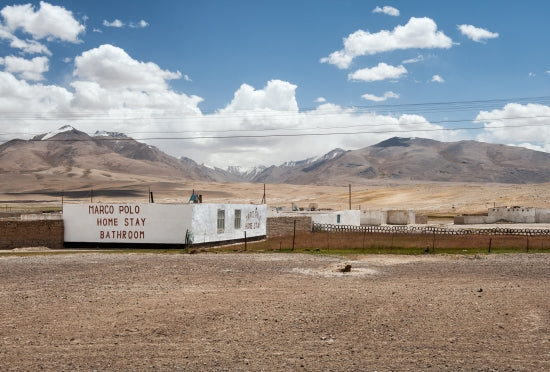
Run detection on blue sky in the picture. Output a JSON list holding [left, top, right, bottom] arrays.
[[1, 1, 549, 169]]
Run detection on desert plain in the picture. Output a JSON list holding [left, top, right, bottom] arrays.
[[0, 252, 549, 371], [2, 175, 550, 214]]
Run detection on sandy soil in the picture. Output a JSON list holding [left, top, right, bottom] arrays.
[[0, 252, 548, 371]]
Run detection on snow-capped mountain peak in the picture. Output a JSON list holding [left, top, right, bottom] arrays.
[[93, 131, 128, 138], [226, 165, 267, 180], [41, 125, 76, 140]]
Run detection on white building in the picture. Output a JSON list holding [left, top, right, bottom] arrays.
[[269, 209, 361, 226], [63, 203, 266, 247], [360, 209, 421, 225], [455, 206, 550, 224]]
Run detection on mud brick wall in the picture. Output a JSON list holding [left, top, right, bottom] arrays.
[[0, 220, 64, 249], [267, 216, 312, 237]]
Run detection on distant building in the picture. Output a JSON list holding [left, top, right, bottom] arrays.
[[360, 209, 426, 225], [269, 209, 361, 226], [454, 206, 550, 224]]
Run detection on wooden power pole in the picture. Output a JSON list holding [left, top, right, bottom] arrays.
[[349, 184, 351, 210]]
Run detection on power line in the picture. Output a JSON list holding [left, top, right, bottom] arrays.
[[18, 121, 550, 142], [1, 114, 550, 138], [0, 95, 549, 120], [0, 95, 549, 141]]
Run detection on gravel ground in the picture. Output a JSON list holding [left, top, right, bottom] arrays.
[[0, 252, 549, 371]]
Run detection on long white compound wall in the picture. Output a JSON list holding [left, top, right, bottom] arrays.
[[63, 203, 266, 246]]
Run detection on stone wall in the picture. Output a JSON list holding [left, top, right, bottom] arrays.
[[454, 214, 489, 225], [415, 214, 429, 224], [0, 220, 64, 250], [267, 216, 312, 237], [535, 209, 550, 223], [387, 210, 415, 225], [360, 210, 386, 225], [489, 207, 535, 223], [456, 207, 550, 224]]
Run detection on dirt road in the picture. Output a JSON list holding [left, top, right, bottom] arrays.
[[0, 252, 548, 371]]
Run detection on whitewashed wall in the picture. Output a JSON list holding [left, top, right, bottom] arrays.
[[360, 210, 387, 225], [189, 204, 266, 244], [488, 207, 536, 223], [309, 210, 361, 226], [63, 203, 266, 245], [535, 209, 550, 223]]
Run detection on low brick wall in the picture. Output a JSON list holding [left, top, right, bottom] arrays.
[[0, 220, 64, 250], [267, 216, 312, 237]]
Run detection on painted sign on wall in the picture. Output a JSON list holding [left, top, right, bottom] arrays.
[[64, 204, 192, 244]]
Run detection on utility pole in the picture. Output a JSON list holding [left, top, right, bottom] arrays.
[[349, 184, 351, 210]]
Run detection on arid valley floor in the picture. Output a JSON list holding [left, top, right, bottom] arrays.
[[0, 252, 549, 371], [3, 178, 550, 215]]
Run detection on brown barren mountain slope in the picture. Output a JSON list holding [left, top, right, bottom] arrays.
[[2, 128, 550, 214]]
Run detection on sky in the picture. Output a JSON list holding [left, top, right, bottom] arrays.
[[0, 0, 549, 169]]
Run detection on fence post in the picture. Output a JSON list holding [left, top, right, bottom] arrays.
[[488, 237, 492, 253]]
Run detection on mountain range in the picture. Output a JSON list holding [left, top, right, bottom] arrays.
[[2, 125, 550, 188]]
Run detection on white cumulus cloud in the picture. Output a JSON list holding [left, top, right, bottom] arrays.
[[431, 74, 444, 83], [103, 19, 124, 28], [0, 55, 49, 81], [0, 28, 51, 55], [104, 19, 149, 29], [475, 103, 550, 146], [402, 55, 424, 64], [321, 17, 453, 69], [362, 91, 399, 102], [73, 44, 183, 91], [349, 63, 407, 82], [0, 70, 73, 127], [0, 1, 84, 43], [372, 6, 400, 16], [130, 20, 149, 28], [220, 79, 298, 113], [458, 24, 499, 43]]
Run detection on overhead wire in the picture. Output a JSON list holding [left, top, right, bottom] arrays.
[[14, 121, 550, 142], [0, 95, 549, 141]]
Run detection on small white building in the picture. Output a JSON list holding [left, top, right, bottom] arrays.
[[360, 209, 421, 225], [63, 203, 266, 247], [269, 209, 361, 226], [455, 206, 550, 224]]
